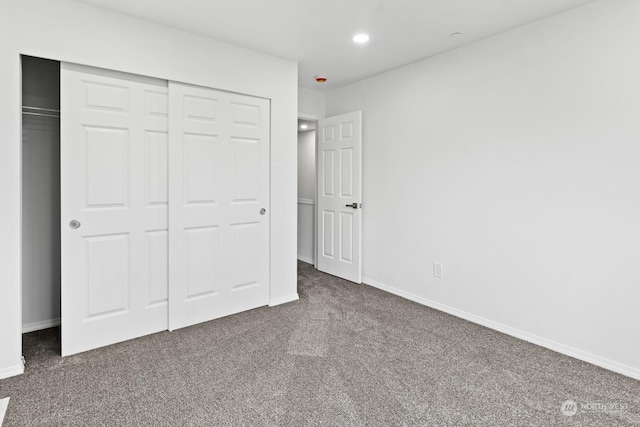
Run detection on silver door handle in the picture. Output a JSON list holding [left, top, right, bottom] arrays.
[[69, 220, 81, 229], [260, 208, 266, 215], [345, 203, 359, 209]]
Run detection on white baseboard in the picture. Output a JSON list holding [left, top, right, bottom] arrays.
[[22, 318, 60, 334], [297, 255, 314, 265], [0, 361, 24, 380], [269, 293, 299, 307], [362, 276, 640, 381]]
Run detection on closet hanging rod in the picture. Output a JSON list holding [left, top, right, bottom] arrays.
[[22, 111, 60, 118], [22, 106, 60, 113]]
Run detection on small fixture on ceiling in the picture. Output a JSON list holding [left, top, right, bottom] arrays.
[[449, 32, 463, 38], [315, 75, 328, 83], [353, 34, 370, 44], [300, 124, 309, 130]]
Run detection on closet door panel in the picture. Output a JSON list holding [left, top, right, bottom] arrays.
[[169, 83, 270, 330], [61, 63, 168, 356], [84, 126, 130, 208], [147, 230, 169, 306], [145, 131, 169, 206], [184, 133, 221, 204]]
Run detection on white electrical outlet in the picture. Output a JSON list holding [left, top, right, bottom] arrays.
[[433, 262, 443, 279]]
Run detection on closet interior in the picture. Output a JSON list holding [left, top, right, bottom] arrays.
[[21, 55, 61, 339]]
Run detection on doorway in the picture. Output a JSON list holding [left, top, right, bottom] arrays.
[[297, 111, 363, 282], [297, 117, 317, 266]]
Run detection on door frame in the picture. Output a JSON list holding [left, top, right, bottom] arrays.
[[4, 38, 298, 379]]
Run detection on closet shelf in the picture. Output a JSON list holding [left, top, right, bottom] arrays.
[[22, 106, 60, 118]]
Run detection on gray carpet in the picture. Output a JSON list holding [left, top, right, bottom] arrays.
[[1, 261, 638, 426]]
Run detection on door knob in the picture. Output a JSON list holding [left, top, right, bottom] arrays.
[[345, 203, 359, 209], [69, 220, 81, 229], [260, 208, 266, 215]]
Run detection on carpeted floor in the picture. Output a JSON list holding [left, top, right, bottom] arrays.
[[1, 261, 638, 426]]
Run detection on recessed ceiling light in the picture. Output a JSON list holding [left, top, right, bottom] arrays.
[[449, 32, 463, 38], [300, 124, 309, 130], [353, 34, 370, 44]]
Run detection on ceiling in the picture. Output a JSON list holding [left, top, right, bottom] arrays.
[[298, 119, 317, 132], [76, 0, 597, 91]]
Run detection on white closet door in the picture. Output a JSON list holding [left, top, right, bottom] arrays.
[[168, 82, 270, 330], [317, 111, 363, 283], [61, 63, 169, 356]]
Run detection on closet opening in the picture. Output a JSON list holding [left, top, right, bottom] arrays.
[[21, 55, 62, 357]]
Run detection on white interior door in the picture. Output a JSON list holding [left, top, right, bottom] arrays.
[[61, 63, 169, 356], [168, 82, 270, 330], [317, 111, 362, 283]]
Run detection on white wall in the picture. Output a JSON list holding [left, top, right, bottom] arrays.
[[297, 130, 316, 263], [298, 130, 316, 201], [326, 0, 640, 379], [298, 87, 325, 118], [0, 0, 298, 379]]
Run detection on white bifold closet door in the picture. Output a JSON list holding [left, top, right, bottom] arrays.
[[61, 63, 170, 356], [168, 82, 270, 331], [61, 64, 270, 356]]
